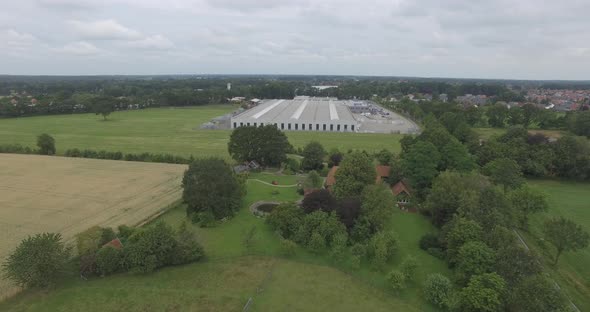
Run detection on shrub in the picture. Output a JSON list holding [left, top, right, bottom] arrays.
[[301, 189, 337, 214], [419, 233, 441, 250], [171, 222, 204, 265], [388, 270, 407, 291], [400, 255, 419, 281], [266, 203, 304, 239], [351, 243, 367, 258], [125, 222, 178, 273], [330, 232, 348, 263], [280, 239, 297, 257], [286, 158, 300, 172], [427, 247, 446, 259], [423, 273, 452, 309], [117, 225, 135, 241], [367, 231, 398, 268], [350, 255, 362, 270], [3, 233, 70, 287], [37, 133, 56, 155], [308, 231, 326, 254], [99, 227, 117, 246], [76, 226, 104, 257], [96, 246, 122, 276]]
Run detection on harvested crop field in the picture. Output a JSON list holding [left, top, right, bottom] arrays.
[[0, 154, 186, 299]]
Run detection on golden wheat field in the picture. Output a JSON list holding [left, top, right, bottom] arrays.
[[0, 154, 186, 299]]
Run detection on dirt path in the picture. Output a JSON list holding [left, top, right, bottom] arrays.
[[248, 179, 297, 188]]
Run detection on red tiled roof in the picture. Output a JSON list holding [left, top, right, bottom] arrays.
[[391, 180, 411, 196], [103, 238, 123, 250]]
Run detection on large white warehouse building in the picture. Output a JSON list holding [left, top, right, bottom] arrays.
[[231, 96, 359, 132]]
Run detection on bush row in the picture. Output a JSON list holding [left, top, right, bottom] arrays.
[[64, 148, 193, 164], [79, 222, 204, 277], [0, 143, 37, 154]]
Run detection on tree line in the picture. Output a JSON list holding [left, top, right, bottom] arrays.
[[1, 76, 528, 118]]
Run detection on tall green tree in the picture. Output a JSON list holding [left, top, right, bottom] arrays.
[[228, 125, 291, 167], [509, 186, 549, 229], [543, 217, 590, 265], [482, 158, 524, 191], [426, 171, 489, 227], [3, 233, 70, 288], [375, 149, 394, 166], [456, 241, 496, 285], [332, 151, 376, 199], [36, 133, 56, 155], [359, 184, 396, 234], [443, 217, 483, 266], [303, 170, 323, 189], [401, 141, 441, 191], [91, 96, 115, 120], [509, 275, 568, 312], [301, 141, 326, 171], [441, 138, 477, 172], [182, 157, 244, 220], [458, 273, 506, 312], [487, 104, 509, 128]]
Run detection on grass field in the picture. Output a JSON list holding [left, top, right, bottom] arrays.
[[524, 179, 590, 311], [0, 154, 186, 299], [0, 106, 403, 158], [0, 169, 448, 311]]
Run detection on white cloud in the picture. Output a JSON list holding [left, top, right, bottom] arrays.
[[1, 29, 37, 50], [127, 35, 174, 50], [68, 19, 142, 40], [53, 41, 100, 55]]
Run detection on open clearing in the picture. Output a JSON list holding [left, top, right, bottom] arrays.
[[0, 154, 186, 299], [0, 106, 403, 157]]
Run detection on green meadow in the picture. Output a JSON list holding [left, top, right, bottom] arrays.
[[0, 106, 403, 158], [523, 179, 590, 311]]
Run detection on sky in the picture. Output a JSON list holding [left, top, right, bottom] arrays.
[[1, 0, 589, 79]]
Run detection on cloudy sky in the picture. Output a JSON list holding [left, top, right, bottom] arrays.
[[1, 0, 589, 79]]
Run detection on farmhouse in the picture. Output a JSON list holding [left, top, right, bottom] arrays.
[[230, 96, 359, 132], [324, 165, 412, 203]]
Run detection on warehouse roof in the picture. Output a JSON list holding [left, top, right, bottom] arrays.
[[231, 97, 357, 125]]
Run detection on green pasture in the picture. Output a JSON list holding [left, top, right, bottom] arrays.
[[0, 106, 402, 158], [523, 179, 590, 311]]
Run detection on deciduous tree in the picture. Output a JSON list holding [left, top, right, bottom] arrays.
[[543, 217, 590, 265], [37, 133, 56, 155], [458, 273, 506, 312], [332, 151, 376, 199], [182, 157, 244, 220], [228, 125, 291, 167], [3, 233, 70, 287], [301, 141, 326, 171]]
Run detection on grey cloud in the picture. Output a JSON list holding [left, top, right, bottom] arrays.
[[68, 20, 143, 40], [52, 41, 101, 55], [0, 0, 589, 79]]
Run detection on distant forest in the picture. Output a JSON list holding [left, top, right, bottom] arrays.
[[0, 75, 588, 118]]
